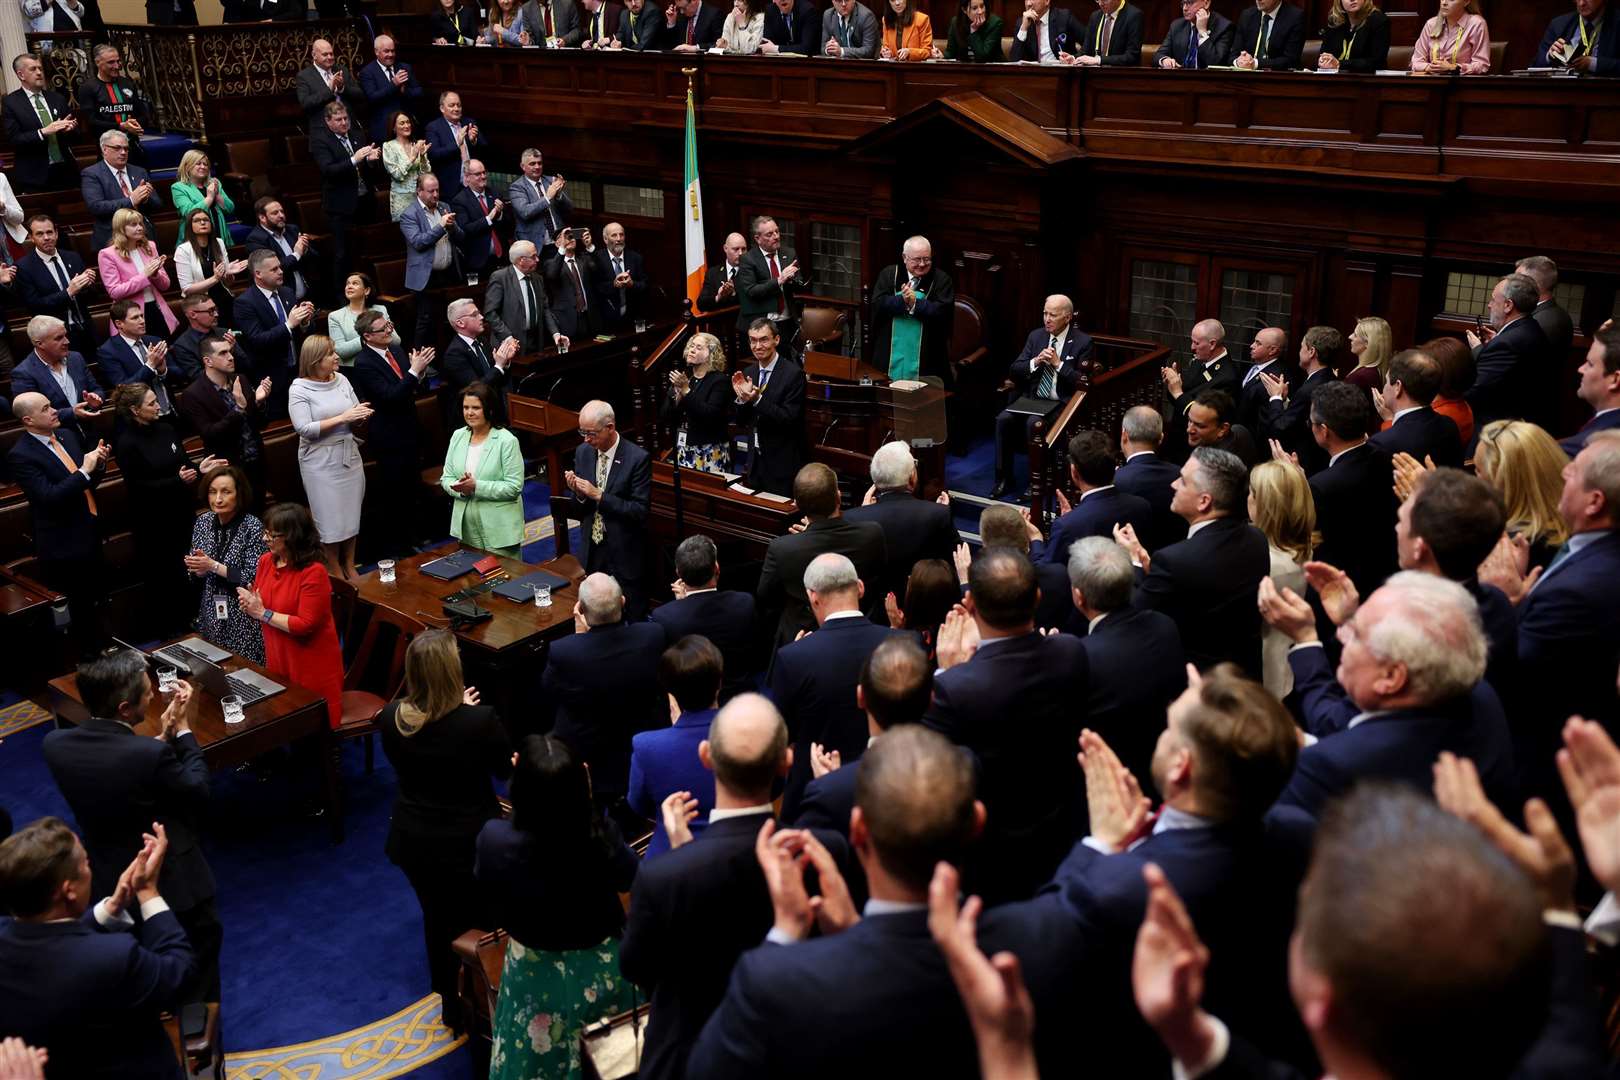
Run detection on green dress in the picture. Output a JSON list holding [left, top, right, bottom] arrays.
[[488, 936, 638, 1080]]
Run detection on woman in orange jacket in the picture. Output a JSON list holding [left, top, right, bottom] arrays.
[[881, 0, 939, 59]]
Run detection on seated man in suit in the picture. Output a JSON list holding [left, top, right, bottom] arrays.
[[734, 318, 807, 497], [1465, 273, 1549, 437], [1010, 0, 1085, 62], [660, 0, 724, 48], [1371, 347, 1463, 467], [523, 0, 585, 44], [308, 102, 380, 306], [1076, 0, 1143, 64], [794, 635, 932, 836], [629, 635, 723, 858], [1045, 430, 1153, 566], [11, 314, 104, 443], [96, 301, 179, 420], [542, 226, 605, 343], [42, 649, 221, 1006], [1232, 0, 1306, 68], [617, 0, 664, 46], [15, 215, 98, 361], [1157, 0, 1235, 66], [81, 129, 162, 250], [1234, 327, 1297, 433], [844, 440, 960, 603], [424, 91, 490, 202], [448, 159, 507, 281], [233, 249, 316, 414], [735, 215, 803, 339], [823, 0, 880, 55], [652, 534, 760, 703], [1115, 405, 1187, 551], [349, 310, 433, 555], [689, 724, 983, 1077], [1537, 0, 1620, 74], [484, 241, 566, 356], [442, 298, 520, 420], [1305, 381, 1398, 598], [563, 400, 652, 617], [243, 197, 312, 303], [1562, 327, 1620, 457], [768, 552, 907, 820], [977, 502, 1076, 633], [926, 547, 1090, 903], [399, 173, 463, 347], [757, 462, 887, 648], [1186, 389, 1260, 468], [1259, 324, 1339, 475], [295, 38, 367, 136], [507, 148, 572, 251], [993, 294, 1093, 498], [3, 54, 80, 193], [698, 232, 747, 311], [0, 817, 196, 1080], [1160, 318, 1240, 460], [1127, 447, 1270, 676], [542, 573, 667, 799], [1067, 537, 1186, 793], [592, 221, 648, 331], [357, 34, 422, 143], [580, 0, 624, 47], [760, 0, 822, 52]]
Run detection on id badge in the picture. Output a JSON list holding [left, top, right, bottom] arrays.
[[215, 597, 230, 621]]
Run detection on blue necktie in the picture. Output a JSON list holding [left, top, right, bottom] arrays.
[[1187, 24, 1198, 66]]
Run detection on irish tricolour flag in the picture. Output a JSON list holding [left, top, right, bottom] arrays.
[[684, 85, 706, 309]]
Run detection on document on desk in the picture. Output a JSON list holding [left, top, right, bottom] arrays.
[[421, 550, 484, 580]]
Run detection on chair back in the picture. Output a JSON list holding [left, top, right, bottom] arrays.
[[343, 602, 426, 699], [452, 928, 508, 1049], [328, 574, 360, 666], [951, 294, 985, 359], [799, 306, 847, 352]]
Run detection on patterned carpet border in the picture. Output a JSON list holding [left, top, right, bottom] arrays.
[[224, 995, 465, 1080], [0, 700, 52, 739]]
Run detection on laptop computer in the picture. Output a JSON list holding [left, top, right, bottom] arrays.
[[111, 636, 285, 707]]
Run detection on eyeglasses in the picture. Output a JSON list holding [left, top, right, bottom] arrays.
[[578, 427, 607, 438]]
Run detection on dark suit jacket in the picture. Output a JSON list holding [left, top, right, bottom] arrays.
[[735, 245, 802, 328], [95, 334, 168, 388], [1078, 607, 1186, 792], [1257, 366, 1335, 475], [2, 87, 73, 192], [308, 126, 371, 216], [1134, 516, 1270, 677], [618, 0, 664, 46], [16, 250, 92, 335], [628, 707, 717, 858], [8, 427, 100, 561], [348, 346, 421, 460], [11, 351, 102, 439], [1159, 11, 1236, 66], [1081, 2, 1143, 62], [580, 0, 624, 42], [925, 631, 1090, 902], [449, 185, 506, 276], [1170, 351, 1244, 418], [294, 64, 367, 136], [1034, 559, 1079, 633], [662, 370, 732, 446], [1532, 299, 1575, 432], [1234, 359, 1300, 434], [659, 0, 724, 48], [80, 160, 160, 249], [868, 264, 955, 383], [651, 589, 760, 702], [1008, 6, 1086, 60], [697, 259, 741, 312], [1370, 406, 1462, 467], [843, 489, 960, 602], [357, 60, 422, 143], [737, 356, 807, 497], [1043, 486, 1151, 567], [0, 906, 195, 1080], [1467, 315, 1550, 434], [1318, 8, 1390, 71], [42, 716, 214, 909], [573, 436, 652, 588], [1007, 325, 1091, 404], [1464, 576, 1519, 708], [541, 250, 602, 340], [768, 615, 906, 818], [542, 620, 667, 798], [1560, 408, 1620, 458], [792, 755, 859, 835], [440, 334, 510, 415], [757, 517, 887, 648], [242, 224, 311, 289], [429, 3, 481, 41], [1536, 4, 1620, 74], [761, 0, 823, 52], [146, 0, 198, 21], [1309, 441, 1398, 598], [374, 701, 511, 862], [687, 910, 978, 1080], [231, 285, 299, 377], [591, 246, 648, 328], [1233, 1, 1305, 67], [424, 116, 491, 201], [178, 371, 262, 465], [1114, 450, 1188, 550]]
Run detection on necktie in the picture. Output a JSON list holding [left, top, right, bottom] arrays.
[[568, 258, 587, 312], [785, 10, 793, 39], [592, 10, 601, 39], [543, 2, 554, 35], [686, 12, 695, 43], [1037, 336, 1058, 397], [1188, 21, 1199, 66], [134, 339, 147, 365], [592, 451, 609, 542], [117, 170, 132, 196], [478, 193, 503, 258], [383, 349, 403, 378], [384, 65, 394, 81], [473, 338, 491, 370], [48, 435, 96, 515], [32, 94, 63, 165], [612, 256, 626, 312], [270, 291, 288, 322], [758, 366, 771, 391], [523, 275, 540, 339], [1257, 13, 1271, 60], [151, 375, 171, 414], [339, 135, 352, 156], [1100, 12, 1112, 53], [768, 254, 784, 312]]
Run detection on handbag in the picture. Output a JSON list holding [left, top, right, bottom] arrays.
[[579, 1002, 651, 1080]]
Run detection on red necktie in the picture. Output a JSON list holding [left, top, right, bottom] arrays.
[[117, 170, 132, 196], [384, 350, 402, 378], [768, 254, 784, 313], [478, 193, 503, 258], [544, 2, 555, 34], [686, 13, 695, 43]]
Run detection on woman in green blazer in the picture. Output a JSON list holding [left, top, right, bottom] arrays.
[[441, 382, 527, 557], [944, 0, 1004, 60], [171, 149, 235, 245]]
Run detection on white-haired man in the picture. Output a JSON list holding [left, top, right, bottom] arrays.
[[844, 439, 960, 603], [483, 241, 565, 355], [868, 236, 955, 385], [564, 400, 651, 617]]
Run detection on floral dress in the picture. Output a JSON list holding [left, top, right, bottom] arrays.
[[489, 937, 637, 1079]]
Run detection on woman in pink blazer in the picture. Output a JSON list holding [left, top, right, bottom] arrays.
[[98, 206, 178, 337]]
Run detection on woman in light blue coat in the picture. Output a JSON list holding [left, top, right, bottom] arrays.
[[442, 382, 527, 557]]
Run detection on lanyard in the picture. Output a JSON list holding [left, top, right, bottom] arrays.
[[1578, 15, 1597, 54], [1339, 24, 1357, 59], [1431, 18, 1464, 64], [1094, 9, 1109, 51]]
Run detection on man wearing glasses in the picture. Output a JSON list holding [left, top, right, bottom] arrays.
[[1157, 0, 1234, 67], [564, 400, 652, 618], [350, 310, 435, 557], [171, 294, 245, 383]]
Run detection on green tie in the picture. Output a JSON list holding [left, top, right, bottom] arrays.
[[32, 94, 63, 165], [1257, 14, 1270, 60]]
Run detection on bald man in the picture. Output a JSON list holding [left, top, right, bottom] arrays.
[[993, 294, 1093, 498], [1235, 326, 1298, 433], [358, 34, 422, 143], [699, 232, 748, 311], [294, 38, 366, 136], [564, 400, 652, 617], [1160, 318, 1241, 460]]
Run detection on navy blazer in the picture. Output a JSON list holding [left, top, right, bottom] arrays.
[[231, 285, 299, 376], [768, 615, 907, 820], [1257, 368, 1336, 476], [2, 87, 73, 192], [1560, 408, 1620, 458], [348, 346, 421, 458], [1536, 4, 1620, 74], [573, 435, 652, 589], [792, 755, 859, 835], [1467, 315, 1550, 435], [7, 426, 100, 560], [1009, 5, 1086, 60], [357, 59, 422, 143], [737, 356, 808, 498], [448, 184, 505, 276], [1114, 450, 1188, 551], [843, 489, 961, 603], [243, 225, 311, 293], [660, 0, 723, 47], [96, 334, 169, 389], [1233, 0, 1306, 67], [1078, 607, 1186, 792], [542, 620, 666, 798], [1467, 577, 1519, 706], [1234, 358, 1301, 434], [1007, 325, 1090, 402], [688, 910, 978, 1080], [15, 249, 93, 330], [10, 351, 103, 438], [592, 246, 648, 327], [1309, 442, 1399, 598], [1043, 486, 1152, 566], [80, 160, 161, 248], [1134, 515, 1271, 677], [1159, 11, 1236, 66], [650, 589, 761, 701], [757, 517, 887, 648], [1080, 2, 1143, 63], [1370, 405, 1462, 468], [628, 707, 718, 858], [0, 907, 195, 1080], [423, 116, 491, 201], [761, 0, 822, 52]]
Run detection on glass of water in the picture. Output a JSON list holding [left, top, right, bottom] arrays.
[[533, 584, 552, 608], [378, 559, 396, 584], [157, 666, 178, 694], [221, 694, 245, 725], [634, 319, 649, 334]]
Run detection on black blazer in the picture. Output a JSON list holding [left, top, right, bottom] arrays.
[[1080, 2, 1143, 63], [573, 435, 652, 588], [659, 0, 724, 48], [1170, 351, 1244, 418], [15, 248, 93, 330], [294, 64, 367, 136], [243, 224, 312, 286], [1077, 607, 1187, 793], [1467, 315, 1550, 435], [541, 620, 667, 798], [663, 370, 732, 447], [1256, 367, 1335, 475], [429, 3, 481, 42], [1309, 442, 1398, 598], [697, 260, 740, 311], [734, 244, 802, 328], [440, 334, 510, 418], [348, 346, 421, 459], [1318, 8, 1390, 71], [591, 246, 648, 327], [757, 517, 887, 648], [375, 701, 512, 865], [541, 250, 602, 340], [308, 126, 372, 216], [2, 87, 74, 192], [1008, 5, 1086, 60], [1133, 515, 1271, 677], [7, 428, 101, 561], [41, 716, 214, 910], [737, 356, 807, 497], [1114, 451, 1187, 550], [448, 185, 506, 276], [651, 588, 761, 701], [618, 0, 663, 46], [1158, 11, 1235, 67], [1234, 359, 1300, 434], [147, 0, 198, 24], [1369, 406, 1462, 468], [843, 489, 961, 602], [761, 0, 822, 52], [178, 371, 263, 466], [792, 755, 859, 835], [1233, 1, 1305, 68]]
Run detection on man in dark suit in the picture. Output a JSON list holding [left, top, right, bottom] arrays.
[[350, 310, 432, 556], [309, 102, 380, 307], [563, 400, 652, 617], [735, 215, 803, 338], [844, 439, 960, 603], [96, 300, 178, 418], [658, 0, 723, 48], [10, 315, 104, 442], [542, 227, 604, 342], [768, 552, 907, 820], [1233, 327, 1298, 434], [442, 298, 520, 420], [757, 463, 886, 648], [978, 503, 1076, 633], [1518, 256, 1574, 400], [3, 55, 80, 193], [42, 649, 221, 1006], [448, 159, 507, 280], [1045, 430, 1152, 566], [1186, 388, 1260, 469], [1161, 319, 1242, 458], [243, 197, 313, 303], [294, 38, 367, 137], [399, 173, 464, 348], [592, 221, 648, 331], [15, 215, 97, 361], [1157, 0, 1235, 66], [1563, 328, 1620, 457], [1115, 405, 1188, 551], [542, 572, 667, 797], [233, 250, 316, 414], [7, 391, 109, 656], [1009, 0, 1085, 61], [1370, 348, 1463, 467], [868, 236, 955, 385], [618, 0, 664, 46], [1307, 381, 1398, 598], [760, 0, 823, 52], [994, 294, 1092, 498], [734, 318, 807, 497], [794, 635, 932, 835], [1232, 0, 1306, 68], [688, 725, 983, 1078], [1076, 0, 1143, 64], [178, 334, 269, 492], [485, 242, 565, 355], [926, 547, 1090, 904], [424, 90, 490, 202], [1258, 324, 1339, 475], [522, 0, 585, 44], [654, 535, 761, 702], [1466, 273, 1550, 437], [629, 635, 719, 857], [357, 34, 422, 143], [698, 232, 747, 311], [579, 0, 625, 44], [1130, 447, 1270, 676], [80, 129, 161, 250], [170, 293, 242, 385], [0, 816, 196, 1080]]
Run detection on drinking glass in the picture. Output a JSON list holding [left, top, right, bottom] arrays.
[[533, 584, 552, 607], [157, 666, 178, 694], [378, 559, 397, 584], [221, 694, 245, 725]]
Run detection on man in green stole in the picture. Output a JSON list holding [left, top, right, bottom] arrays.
[[868, 235, 955, 385]]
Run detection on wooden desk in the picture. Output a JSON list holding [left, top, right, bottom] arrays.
[[801, 350, 951, 497], [44, 645, 342, 841], [649, 457, 799, 577]]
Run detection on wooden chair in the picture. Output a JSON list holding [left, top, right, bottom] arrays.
[[337, 597, 424, 772], [452, 928, 507, 1053], [799, 306, 847, 353], [950, 295, 988, 374]]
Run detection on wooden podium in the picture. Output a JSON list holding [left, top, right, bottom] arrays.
[[801, 350, 949, 498], [507, 394, 581, 556]]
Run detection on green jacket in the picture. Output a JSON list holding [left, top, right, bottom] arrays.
[[441, 425, 526, 549], [170, 179, 234, 246]]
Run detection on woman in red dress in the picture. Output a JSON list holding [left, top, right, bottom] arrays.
[[237, 502, 343, 729]]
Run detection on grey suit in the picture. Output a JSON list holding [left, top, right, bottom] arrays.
[[484, 263, 560, 352], [821, 1, 878, 56], [521, 0, 583, 44], [507, 172, 573, 249], [399, 199, 462, 292]]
